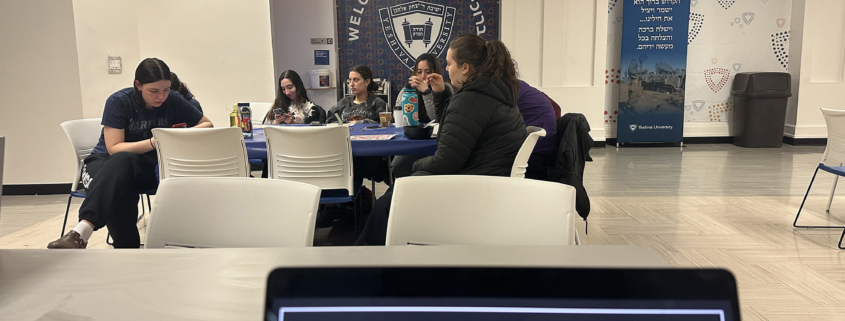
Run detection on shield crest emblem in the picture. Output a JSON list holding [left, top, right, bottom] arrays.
[[629, 124, 637, 132], [379, 1, 456, 69]]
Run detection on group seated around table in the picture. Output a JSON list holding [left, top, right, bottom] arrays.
[[49, 33, 579, 249]]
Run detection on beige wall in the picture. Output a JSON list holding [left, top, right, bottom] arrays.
[[72, 0, 140, 119], [0, 0, 84, 185], [135, 0, 276, 126], [270, 0, 339, 111], [74, 0, 276, 129], [788, 0, 843, 138], [502, 0, 608, 142], [2, 0, 276, 186]]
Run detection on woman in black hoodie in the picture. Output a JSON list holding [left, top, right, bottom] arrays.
[[356, 34, 527, 245]]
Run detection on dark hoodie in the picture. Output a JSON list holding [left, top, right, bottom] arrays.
[[326, 94, 387, 124], [412, 74, 527, 176]]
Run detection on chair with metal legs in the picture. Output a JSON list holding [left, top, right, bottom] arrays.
[[793, 107, 845, 249], [59, 119, 152, 243]]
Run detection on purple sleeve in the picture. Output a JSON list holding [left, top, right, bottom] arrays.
[[517, 81, 558, 153]]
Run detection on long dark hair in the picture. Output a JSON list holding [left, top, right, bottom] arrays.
[[133, 58, 171, 107], [413, 53, 443, 77], [350, 65, 379, 93], [169, 72, 193, 99], [268, 70, 310, 121], [411, 53, 443, 122], [448, 34, 519, 96]]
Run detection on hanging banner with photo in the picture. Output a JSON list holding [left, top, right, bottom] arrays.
[[617, 0, 689, 144], [336, 0, 499, 98]]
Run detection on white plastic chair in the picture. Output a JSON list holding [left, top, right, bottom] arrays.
[[385, 175, 580, 246], [794, 107, 845, 249], [264, 126, 355, 196], [249, 102, 273, 125], [58, 118, 153, 240], [152, 127, 250, 179], [59, 119, 155, 244], [144, 177, 320, 248], [511, 126, 547, 178]]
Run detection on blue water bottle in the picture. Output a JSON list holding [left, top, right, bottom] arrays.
[[400, 83, 420, 127]]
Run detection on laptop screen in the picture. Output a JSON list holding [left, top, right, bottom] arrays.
[[265, 268, 739, 321]]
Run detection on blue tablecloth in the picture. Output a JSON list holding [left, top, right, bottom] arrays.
[[244, 124, 437, 159]]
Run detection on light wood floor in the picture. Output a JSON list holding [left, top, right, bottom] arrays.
[[2, 144, 845, 320]]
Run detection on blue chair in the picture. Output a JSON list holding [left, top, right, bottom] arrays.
[[59, 119, 152, 241], [793, 108, 845, 249]]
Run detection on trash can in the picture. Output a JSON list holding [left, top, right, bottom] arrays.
[[731, 72, 792, 147]]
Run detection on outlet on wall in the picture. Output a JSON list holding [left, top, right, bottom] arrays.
[[108, 56, 121, 74]]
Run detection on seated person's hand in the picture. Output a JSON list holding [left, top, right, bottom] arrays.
[[409, 76, 429, 92], [274, 113, 294, 124], [426, 74, 445, 93]]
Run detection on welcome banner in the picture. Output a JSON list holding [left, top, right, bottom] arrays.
[[617, 0, 690, 144], [337, 0, 499, 95]]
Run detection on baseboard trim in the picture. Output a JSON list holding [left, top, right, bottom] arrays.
[[3, 184, 72, 196], [602, 137, 732, 146], [783, 136, 827, 146]]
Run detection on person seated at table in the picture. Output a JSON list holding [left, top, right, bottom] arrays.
[[48, 58, 213, 249], [391, 54, 454, 178], [264, 70, 327, 124], [516, 80, 558, 181], [393, 53, 453, 123], [355, 34, 527, 245], [170, 72, 202, 113], [326, 65, 387, 124]]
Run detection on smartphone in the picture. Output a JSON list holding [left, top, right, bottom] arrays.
[[171, 122, 187, 128]]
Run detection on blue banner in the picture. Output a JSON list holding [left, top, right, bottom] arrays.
[[617, 0, 689, 144], [337, 0, 499, 97]]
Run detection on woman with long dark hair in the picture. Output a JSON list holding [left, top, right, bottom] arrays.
[[394, 53, 452, 123], [265, 70, 326, 124], [48, 58, 212, 249], [169, 72, 202, 113], [391, 53, 454, 178], [356, 34, 527, 245], [326, 65, 387, 124]]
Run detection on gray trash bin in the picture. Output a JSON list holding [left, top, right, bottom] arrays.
[[731, 72, 792, 147]]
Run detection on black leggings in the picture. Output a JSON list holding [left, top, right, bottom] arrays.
[[78, 152, 159, 248]]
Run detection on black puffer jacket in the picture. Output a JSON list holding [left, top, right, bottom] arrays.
[[412, 75, 527, 176]]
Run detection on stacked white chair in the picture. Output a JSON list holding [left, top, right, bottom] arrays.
[[145, 177, 320, 248], [385, 175, 580, 246], [511, 126, 547, 178]]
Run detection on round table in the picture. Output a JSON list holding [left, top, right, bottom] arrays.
[[244, 123, 437, 159]]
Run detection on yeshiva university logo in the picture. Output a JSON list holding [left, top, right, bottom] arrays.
[[379, 1, 456, 69], [629, 124, 637, 132]]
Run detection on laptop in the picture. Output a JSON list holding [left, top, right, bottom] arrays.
[[266, 267, 740, 321]]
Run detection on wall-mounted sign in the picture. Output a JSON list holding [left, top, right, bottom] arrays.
[[315, 50, 330, 65]]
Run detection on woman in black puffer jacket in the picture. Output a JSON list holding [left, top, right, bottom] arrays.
[[356, 34, 527, 245]]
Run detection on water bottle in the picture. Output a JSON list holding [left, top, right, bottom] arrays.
[[229, 104, 241, 127], [400, 83, 420, 126], [239, 103, 253, 138]]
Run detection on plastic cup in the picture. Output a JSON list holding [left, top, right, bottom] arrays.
[[379, 112, 392, 127]]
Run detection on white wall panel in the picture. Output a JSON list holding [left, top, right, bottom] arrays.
[[503, 0, 607, 141], [808, 0, 845, 83]]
